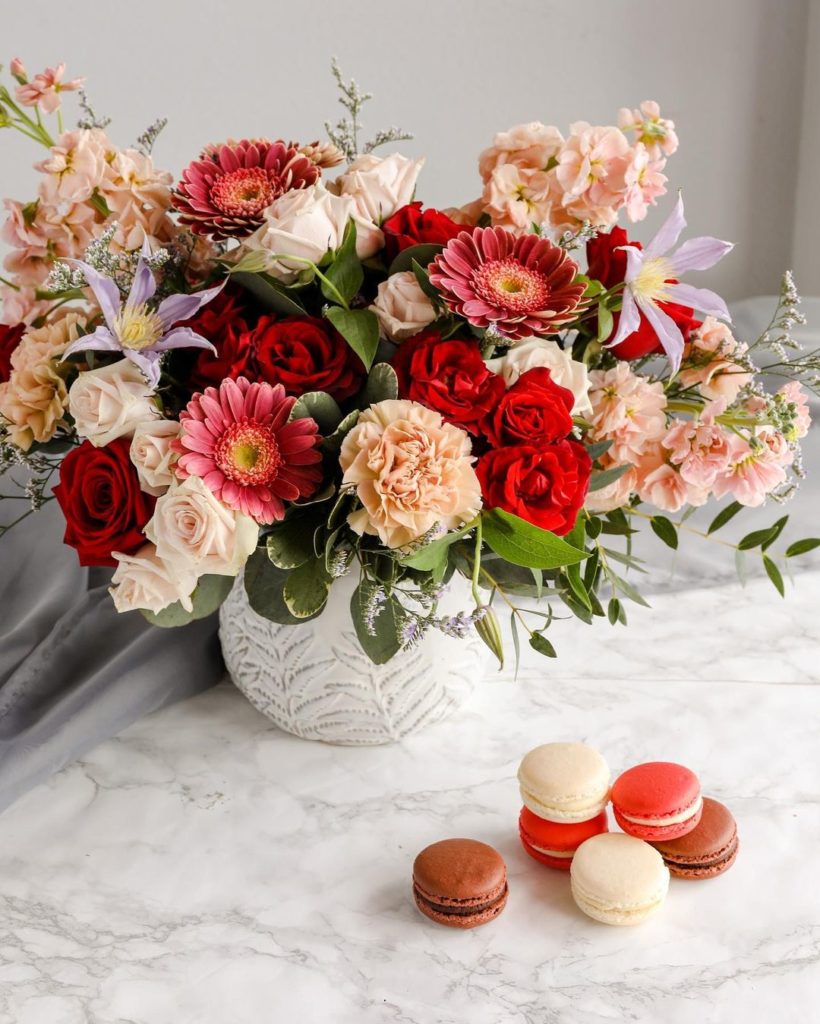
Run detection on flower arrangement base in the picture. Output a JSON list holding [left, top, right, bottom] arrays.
[[219, 573, 489, 745]]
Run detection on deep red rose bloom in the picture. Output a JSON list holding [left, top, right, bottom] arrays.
[[382, 202, 465, 264], [249, 315, 365, 401], [586, 227, 698, 359], [477, 439, 591, 536], [182, 287, 253, 392], [393, 330, 506, 434], [53, 438, 156, 568], [0, 323, 25, 383], [483, 367, 574, 448]]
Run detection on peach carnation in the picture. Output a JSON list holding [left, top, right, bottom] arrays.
[[0, 359, 68, 450], [339, 399, 482, 549]]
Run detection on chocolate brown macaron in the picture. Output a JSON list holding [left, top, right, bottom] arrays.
[[650, 797, 738, 879], [412, 838, 508, 928]]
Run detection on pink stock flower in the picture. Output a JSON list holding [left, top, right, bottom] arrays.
[[428, 226, 586, 341], [478, 122, 564, 181], [618, 101, 679, 160], [482, 164, 553, 233], [622, 143, 667, 222], [678, 316, 752, 403], [711, 435, 787, 507], [587, 361, 667, 464], [554, 123, 632, 229], [173, 377, 323, 524], [635, 447, 693, 513], [778, 381, 811, 440], [16, 63, 84, 114], [662, 407, 732, 492], [36, 129, 110, 203], [9, 58, 27, 83]]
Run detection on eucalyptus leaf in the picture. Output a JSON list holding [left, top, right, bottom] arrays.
[[323, 409, 361, 452], [266, 514, 322, 569], [141, 574, 233, 628], [244, 548, 321, 624], [762, 554, 785, 597], [283, 557, 332, 618], [585, 439, 613, 461], [363, 362, 399, 406], [290, 391, 343, 434], [707, 500, 743, 535], [650, 515, 679, 550], [785, 537, 820, 558], [588, 463, 632, 493]]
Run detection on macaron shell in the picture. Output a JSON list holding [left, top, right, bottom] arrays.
[[518, 742, 610, 823], [614, 801, 703, 841], [413, 838, 507, 901], [611, 761, 701, 822], [413, 886, 508, 928], [519, 807, 609, 855], [520, 835, 574, 870], [650, 797, 739, 878], [667, 838, 739, 879], [570, 833, 669, 926]]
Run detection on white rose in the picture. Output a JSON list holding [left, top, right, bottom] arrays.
[[371, 271, 437, 341], [334, 153, 425, 223], [145, 476, 259, 576], [246, 183, 354, 282], [130, 419, 181, 496], [110, 543, 199, 615], [486, 336, 592, 415], [68, 359, 160, 447]]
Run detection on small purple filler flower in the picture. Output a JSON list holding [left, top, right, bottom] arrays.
[[62, 244, 223, 387], [608, 194, 733, 371]]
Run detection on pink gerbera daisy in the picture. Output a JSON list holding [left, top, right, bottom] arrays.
[[428, 227, 587, 341], [173, 377, 323, 524]]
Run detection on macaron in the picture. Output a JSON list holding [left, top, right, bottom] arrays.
[[570, 832, 670, 926], [412, 838, 508, 929], [611, 761, 702, 841], [519, 806, 609, 869], [518, 742, 611, 823], [650, 797, 738, 879]]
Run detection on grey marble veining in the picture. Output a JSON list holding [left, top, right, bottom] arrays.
[[0, 571, 819, 1023]]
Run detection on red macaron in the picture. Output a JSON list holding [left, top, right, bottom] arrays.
[[611, 761, 702, 841], [519, 806, 609, 869]]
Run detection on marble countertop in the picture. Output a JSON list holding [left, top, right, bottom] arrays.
[[1, 569, 819, 1024]]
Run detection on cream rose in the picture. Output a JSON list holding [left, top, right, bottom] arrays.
[[110, 543, 199, 615], [145, 476, 259, 576], [130, 419, 182, 496], [68, 359, 160, 447], [333, 153, 424, 224], [339, 399, 481, 549], [245, 183, 354, 282], [371, 271, 437, 342], [487, 337, 592, 415]]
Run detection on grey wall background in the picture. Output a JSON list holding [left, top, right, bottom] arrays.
[[1, 0, 817, 301]]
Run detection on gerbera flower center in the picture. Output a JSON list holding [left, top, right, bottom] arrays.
[[113, 303, 165, 351], [209, 167, 277, 218], [214, 420, 282, 486], [473, 257, 550, 314], [632, 256, 674, 304]]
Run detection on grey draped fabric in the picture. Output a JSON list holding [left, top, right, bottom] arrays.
[[0, 497, 223, 813]]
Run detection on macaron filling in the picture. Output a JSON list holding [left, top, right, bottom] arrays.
[[661, 834, 738, 873], [414, 885, 508, 918], [618, 794, 703, 828]]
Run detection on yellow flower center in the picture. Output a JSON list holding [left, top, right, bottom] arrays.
[[113, 303, 164, 351], [632, 256, 674, 304]]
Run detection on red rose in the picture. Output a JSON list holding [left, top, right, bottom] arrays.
[[0, 323, 25, 383], [393, 330, 505, 434], [53, 438, 156, 567], [477, 440, 591, 535], [250, 315, 365, 401], [382, 202, 465, 264], [483, 367, 574, 448], [182, 287, 253, 391], [586, 227, 698, 359]]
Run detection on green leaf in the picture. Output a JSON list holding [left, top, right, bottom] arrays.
[[735, 548, 747, 586], [363, 362, 399, 406], [650, 515, 679, 550], [266, 515, 321, 569], [474, 607, 504, 669], [290, 391, 343, 434], [564, 563, 592, 612], [325, 306, 380, 370], [226, 249, 271, 275], [588, 463, 632, 493], [283, 557, 332, 618], [232, 271, 307, 316], [607, 597, 621, 625], [510, 613, 521, 680], [597, 303, 614, 343], [388, 243, 443, 275], [762, 555, 785, 597], [350, 581, 403, 664], [244, 548, 321, 624], [707, 500, 743, 535], [785, 538, 820, 558], [529, 633, 557, 658], [322, 220, 364, 304], [481, 509, 589, 571], [400, 522, 474, 572], [738, 525, 780, 551], [412, 259, 442, 302], [586, 439, 613, 462], [88, 188, 111, 218], [761, 515, 789, 552], [141, 574, 233, 628], [612, 573, 650, 608]]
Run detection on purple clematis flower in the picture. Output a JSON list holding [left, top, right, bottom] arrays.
[[607, 194, 733, 372], [62, 242, 224, 387]]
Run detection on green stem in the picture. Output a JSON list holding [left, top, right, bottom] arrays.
[[471, 517, 483, 605], [626, 507, 738, 550]]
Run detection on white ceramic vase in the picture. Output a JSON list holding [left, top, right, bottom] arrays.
[[219, 571, 489, 745]]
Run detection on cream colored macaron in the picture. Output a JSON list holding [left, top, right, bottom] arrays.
[[570, 832, 670, 926], [517, 742, 611, 823]]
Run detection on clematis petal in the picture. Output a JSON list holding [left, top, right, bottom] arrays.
[[152, 327, 217, 353], [61, 325, 120, 358], [606, 287, 641, 349], [620, 245, 646, 285], [73, 261, 121, 331], [644, 193, 686, 258], [156, 281, 225, 330], [125, 350, 161, 388], [665, 282, 732, 322], [127, 241, 158, 307], [640, 298, 686, 371], [668, 235, 734, 274]]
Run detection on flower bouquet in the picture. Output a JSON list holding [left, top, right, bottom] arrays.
[[1, 59, 817, 728]]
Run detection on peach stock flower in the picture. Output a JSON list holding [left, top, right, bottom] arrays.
[[678, 317, 752, 403], [618, 101, 679, 160], [554, 123, 632, 229], [482, 164, 553, 233], [711, 435, 787, 507], [16, 63, 84, 114], [587, 361, 667, 463], [478, 122, 564, 181], [662, 408, 732, 493], [339, 399, 482, 548]]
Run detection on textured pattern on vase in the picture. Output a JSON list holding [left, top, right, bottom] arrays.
[[219, 574, 486, 744]]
